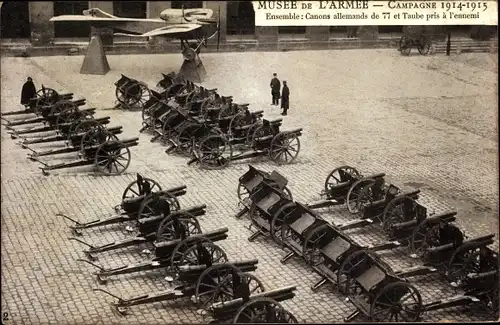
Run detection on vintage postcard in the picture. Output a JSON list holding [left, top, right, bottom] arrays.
[[0, 1, 498, 324]]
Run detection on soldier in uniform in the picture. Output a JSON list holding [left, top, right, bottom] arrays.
[[270, 73, 281, 106], [281, 81, 289, 116]]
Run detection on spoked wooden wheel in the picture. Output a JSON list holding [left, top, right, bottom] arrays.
[[194, 264, 265, 310], [445, 243, 485, 283], [382, 197, 416, 232], [80, 128, 116, 151], [173, 241, 228, 274], [141, 96, 162, 123], [36, 86, 58, 102], [34, 86, 59, 111], [169, 237, 210, 269], [370, 282, 423, 322], [134, 189, 181, 218], [66, 113, 96, 141], [94, 140, 131, 175], [115, 83, 128, 105], [136, 195, 167, 219], [302, 223, 330, 267], [409, 219, 441, 259], [173, 84, 190, 100], [337, 249, 370, 294], [123, 82, 151, 111], [270, 202, 297, 245], [66, 118, 87, 143], [147, 104, 170, 132], [229, 112, 258, 137], [217, 105, 235, 120], [356, 183, 379, 215], [346, 179, 375, 214], [418, 39, 431, 55], [162, 191, 181, 212], [175, 122, 200, 153], [212, 273, 265, 309], [188, 98, 206, 115], [194, 134, 232, 170], [237, 182, 252, 203], [185, 92, 203, 111], [175, 87, 194, 106], [251, 123, 276, 144], [399, 36, 412, 55], [323, 166, 360, 197], [161, 111, 181, 143], [200, 98, 222, 118], [233, 298, 294, 323], [155, 211, 202, 242], [48, 100, 77, 118], [122, 176, 162, 200], [165, 83, 185, 101], [55, 106, 81, 130], [244, 122, 261, 146], [269, 132, 301, 165]]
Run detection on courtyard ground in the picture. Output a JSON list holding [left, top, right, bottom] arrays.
[[1, 49, 498, 324]]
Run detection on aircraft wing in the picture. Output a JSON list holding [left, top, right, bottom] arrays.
[[50, 15, 164, 23], [114, 24, 202, 38]]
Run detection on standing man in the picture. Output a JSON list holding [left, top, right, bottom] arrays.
[[281, 81, 289, 116], [270, 73, 281, 106], [21, 77, 37, 106]]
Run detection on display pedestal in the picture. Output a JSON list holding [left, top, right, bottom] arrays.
[[178, 53, 206, 83], [80, 34, 110, 75]]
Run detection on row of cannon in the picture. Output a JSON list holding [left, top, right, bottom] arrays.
[[58, 174, 299, 323], [1, 86, 138, 176], [113, 72, 303, 169], [234, 165, 499, 322]]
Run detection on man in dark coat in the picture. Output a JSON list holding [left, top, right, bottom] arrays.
[[270, 73, 281, 105], [281, 81, 289, 116], [21, 77, 37, 106]]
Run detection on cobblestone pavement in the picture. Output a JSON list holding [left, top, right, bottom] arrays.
[[1, 50, 498, 324]]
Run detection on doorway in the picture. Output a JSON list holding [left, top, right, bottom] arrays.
[[0, 1, 31, 39], [227, 1, 255, 36]]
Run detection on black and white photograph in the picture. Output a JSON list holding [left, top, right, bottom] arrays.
[[0, 0, 498, 324]]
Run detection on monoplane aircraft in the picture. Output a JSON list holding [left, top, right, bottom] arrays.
[[50, 7, 220, 77]]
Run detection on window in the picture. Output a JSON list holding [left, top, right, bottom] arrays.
[[278, 27, 306, 34], [171, 1, 203, 9], [54, 2, 90, 38], [0, 1, 31, 38], [227, 1, 255, 35], [113, 1, 147, 18]]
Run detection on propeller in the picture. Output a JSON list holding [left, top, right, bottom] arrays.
[[182, 5, 194, 22]]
